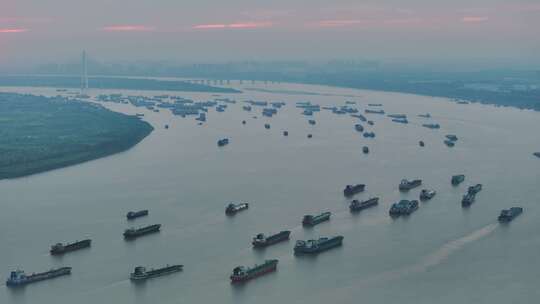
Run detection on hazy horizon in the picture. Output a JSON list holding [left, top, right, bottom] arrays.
[[1, 0, 540, 70]]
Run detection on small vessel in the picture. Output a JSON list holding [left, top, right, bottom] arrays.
[[6, 267, 72, 287], [130, 264, 183, 281], [230, 259, 278, 283], [534, 152, 540, 158], [392, 118, 409, 124], [242, 120, 246, 125], [349, 197, 379, 212], [164, 124, 169, 129], [445, 134, 458, 141], [123, 224, 161, 239], [264, 124, 271, 129], [225, 202, 249, 215], [422, 123, 440, 129], [307, 134, 313, 138], [367, 120, 374, 126], [368, 103, 383, 107], [468, 184, 482, 194], [50, 239, 91, 255], [419, 141, 425, 147], [365, 109, 385, 114], [498, 207, 523, 222], [127, 209, 149, 220], [302, 212, 331, 227], [362, 146, 369, 154], [283, 131, 289, 136], [418, 113, 431, 118], [252, 231, 291, 248], [389, 200, 419, 216], [451, 175, 465, 186], [363, 132, 375, 138], [444, 140, 455, 147], [308, 120, 316, 125], [217, 138, 229, 147], [420, 189, 436, 201], [399, 179, 422, 191], [343, 184, 365, 196], [294, 236, 343, 255], [461, 193, 476, 207], [388, 114, 407, 119], [354, 124, 364, 132]]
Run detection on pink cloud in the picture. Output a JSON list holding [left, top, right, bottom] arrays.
[[462, 16, 489, 23], [316, 20, 368, 27], [192, 22, 272, 30], [0, 28, 28, 33], [102, 25, 155, 32]]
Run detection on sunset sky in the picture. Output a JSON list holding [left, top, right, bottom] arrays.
[[1, 0, 539, 69]]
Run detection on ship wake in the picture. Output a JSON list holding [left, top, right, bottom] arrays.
[[365, 223, 498, 284]]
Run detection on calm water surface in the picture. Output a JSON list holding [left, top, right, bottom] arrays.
[[1, 82, 539, 304]]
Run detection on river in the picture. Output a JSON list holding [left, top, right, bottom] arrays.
[[1, 82, 539, 304]]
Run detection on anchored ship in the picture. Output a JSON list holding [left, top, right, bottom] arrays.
[[252, 231, 291, 248], [130, 264, 183, 281], [230, 259, 278, 283], [363, 146, 369, 154], [302, 212, 331, 227], [226, 202, 249, 215], [349, 197, 379, 212], [50, 239, 91, 255], [461, 193, 476, 207], [534, 152, 540, 158], [399, 179, 422, 191], [389, 200, 419, 216], [217, 138, 229, 147], [420, 189, 436, 201], [6, 267, 71, 287], [468, 184, 482, 194], [294, 236, 344, 255], [354, 124, 364, 132], [343, 184, 365, 197], [308, 120, 316, 125], [451, 175, 465, 186], [498, 207, 523, 222], [123, 224, 161, 239], [127, 210, 148, 220], [422, 123, 440, 129], [365, 109, 385, 114]]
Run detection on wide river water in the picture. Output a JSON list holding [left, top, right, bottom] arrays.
[[1, 82, 540, 304]]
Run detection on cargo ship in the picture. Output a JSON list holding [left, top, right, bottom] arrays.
[[389, 200, 419, 216], [387, 114, 407, 119], [294, 236, 343, 255], [498, 207, 523, 222], [354, 124, 364, 132], [252, 231, 291, 248], [226, 202, 249, 215], [461, 193, 476, 207], [343, 184, 365, 197], [217, 138, 229, 147], [230, 259, 278, 283], [419, 189, 436, 201], [50, 239, 91, 255], [130, 264, 183, 281], [418, 113, 431, 118], [349, 197, 379, 212], [6, 267, 71, 287], [467, 184, 482, 194], [302, 212, 331, 227], [399, 179, 422, 191], [451, 175, 465, 186], [127, 210, 148, 220], [123, 224, 161, 239]]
